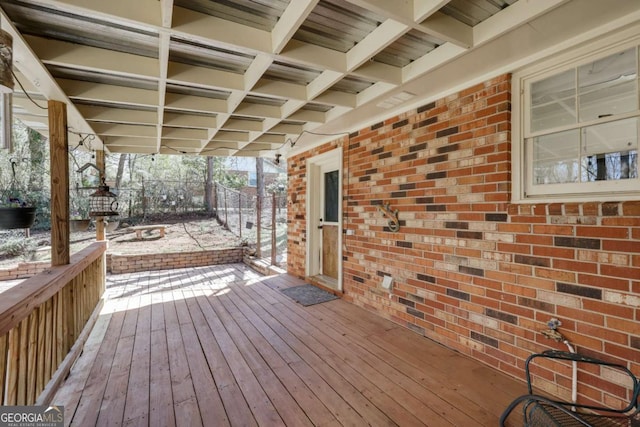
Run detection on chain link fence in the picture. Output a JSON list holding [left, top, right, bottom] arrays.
[[91, 178, 287, 266], [215, 183, 287, 266], [114, 179, 207, 218]]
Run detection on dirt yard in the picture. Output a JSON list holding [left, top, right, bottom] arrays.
[[0, 216, 245, 268]]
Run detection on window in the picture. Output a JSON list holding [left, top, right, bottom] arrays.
[[514, 36, 640, 201], [324, 170, 339, 223], [248, 171, 257, 187]]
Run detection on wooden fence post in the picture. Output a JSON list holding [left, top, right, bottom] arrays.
[[224, 187, 228, 227], [238, 193, 242, 239], [271, 192, 276, 265], [256, 194, 262, 258]]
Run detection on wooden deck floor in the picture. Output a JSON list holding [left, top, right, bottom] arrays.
[[53, 264, 524, 426]]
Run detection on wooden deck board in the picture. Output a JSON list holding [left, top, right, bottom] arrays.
[[123, 294, 152, 426], [161, 288, 202, 427], [53, 264, 526, 427], [238, 284, 424, 427], [217, 290, 338, 426], [246, 280, 456, 426], [204, 290, 314, 427], [186, 290, 256, 427]]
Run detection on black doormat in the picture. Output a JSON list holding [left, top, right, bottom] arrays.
[[280, 284, 338, 306]]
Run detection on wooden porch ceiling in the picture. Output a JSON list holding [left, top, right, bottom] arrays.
[[2, 0, 638, 158], [53, 264, 524, 426]]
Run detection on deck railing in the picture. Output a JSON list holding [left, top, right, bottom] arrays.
[[0, 241, 107, 405]]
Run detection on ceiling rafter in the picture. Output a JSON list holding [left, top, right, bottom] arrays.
[[0, 0, 629, 158], [271, 0, 319, 54]]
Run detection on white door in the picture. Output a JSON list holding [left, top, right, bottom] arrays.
[[306, 149, 342, 291]]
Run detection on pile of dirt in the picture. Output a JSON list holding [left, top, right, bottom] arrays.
[[107, 219, 244, 254]]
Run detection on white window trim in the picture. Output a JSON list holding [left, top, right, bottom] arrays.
[[512, 24, 640, 203]]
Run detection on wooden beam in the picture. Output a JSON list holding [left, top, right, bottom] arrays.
[[473, 0, 568, 46], [157, 31, 171, 152], [346, 19, 408, 71], [57, 79, 158, 108], [162, 112, 216, 129], [167, 62, 245, 91], [160, 0, 174, 28], [27, 35, 160, 79], [244, 54, 273, 91], [271, 0, 319, 54], [92, 123, 157, 138], [418, 12, 472, 48], [413, 0, 453, 22], [162, 127, 208, 140], [172, 7, 271, 53], [48, 100, 70, 266]]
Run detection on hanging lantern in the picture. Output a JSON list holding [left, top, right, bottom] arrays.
[[89, 178, 119, 217]]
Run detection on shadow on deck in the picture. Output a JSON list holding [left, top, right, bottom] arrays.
[[53, 264, 524, 426]]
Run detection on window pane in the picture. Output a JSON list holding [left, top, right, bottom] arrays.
[[531, 69, 576, 133], [581, 117, 638, 181], [579, 48, 637, 122], [324, 170, 339, 222], [532, 129, 580, 184]]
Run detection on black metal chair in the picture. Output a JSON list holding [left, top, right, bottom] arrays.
[[500, 350, 640, 426]]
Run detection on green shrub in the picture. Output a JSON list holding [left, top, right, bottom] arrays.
[[0, 237, 39, 261]]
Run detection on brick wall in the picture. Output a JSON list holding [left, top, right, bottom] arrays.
[[288, 139, 344, 276], [1, 249, 245, 278], [287, 74, 640, 403], [108, 248, 244, 274]]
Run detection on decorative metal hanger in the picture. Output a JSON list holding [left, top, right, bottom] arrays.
[[378, 202, 400, 232]]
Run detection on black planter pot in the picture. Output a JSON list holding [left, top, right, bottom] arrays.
[[0, 207, 37, 229]]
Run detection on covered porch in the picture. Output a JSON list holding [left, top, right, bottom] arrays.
[[52, 264, 522, 426], [1, 0, 639, 422]]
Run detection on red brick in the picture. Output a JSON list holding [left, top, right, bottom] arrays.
[[578, 273, 629, 291], [604, 342, 640, 364], [601, 265, 640, 280], [533, 242, 576, 259], [553, 259, 598, 274], [602, 240, 640, 253], [532, 224, 574, 235], [577, 226, 628, 239], [622, 201, 640, 216]]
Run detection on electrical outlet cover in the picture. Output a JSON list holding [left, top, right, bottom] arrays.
[[381, 276, 393, 290]]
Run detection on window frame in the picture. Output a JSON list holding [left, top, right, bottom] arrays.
[[512, 28, 640, 202]]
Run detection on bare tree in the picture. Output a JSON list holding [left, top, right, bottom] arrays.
[[115, 153, 126, 189], [205, 156, 214, 213]]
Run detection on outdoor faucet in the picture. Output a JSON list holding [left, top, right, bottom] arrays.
[[541, 317, 564, 342]]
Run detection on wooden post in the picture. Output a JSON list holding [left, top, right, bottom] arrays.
[[48, 100, 70, 266], [238, 193, 242, 239], [256, 193, 262, 258], [223, 187, 228, 227], [271, 192, 276, 265], [95, 150, 105, 241]]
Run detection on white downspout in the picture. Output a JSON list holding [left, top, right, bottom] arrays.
[[564, 339, 577, 410]]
